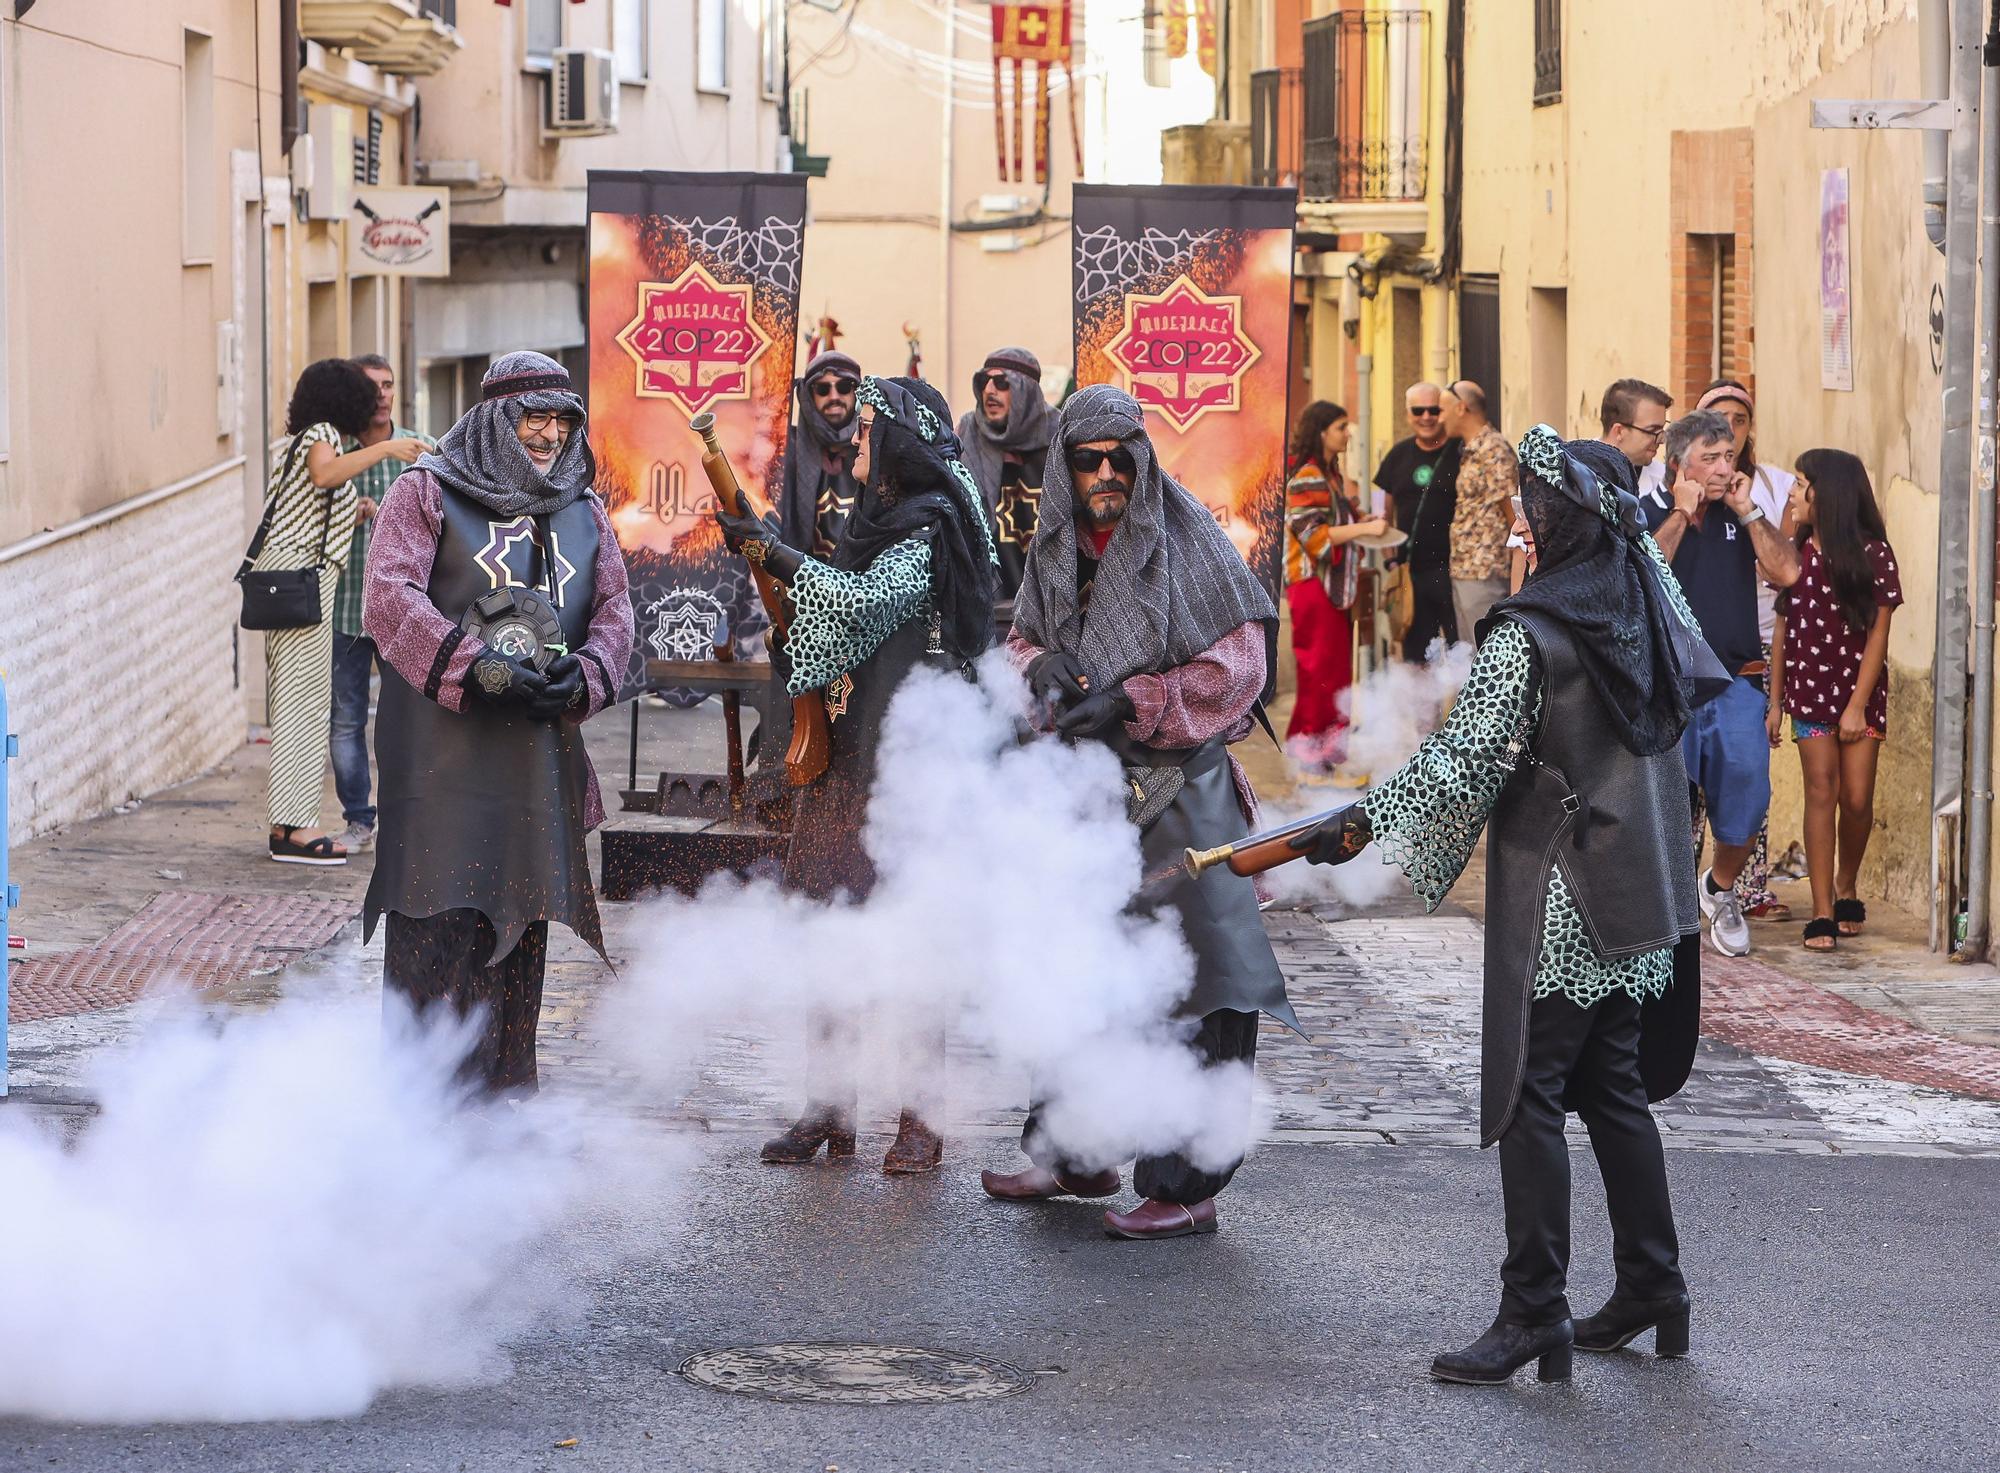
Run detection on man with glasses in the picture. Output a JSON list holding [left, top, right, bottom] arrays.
[[1375, 382, 1461, 662], [779, 349, 865, 556], [955, 345, 1053, 599], [1598, 378, 1674, 469], [983, 385, 1295, 1240]]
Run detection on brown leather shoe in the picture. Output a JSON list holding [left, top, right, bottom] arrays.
[[760, 1106, 857, 1164], [882, 1111, 943, 1174], [981, 1165, 1123, 1201], [1103, 1196, 1218, 1239]]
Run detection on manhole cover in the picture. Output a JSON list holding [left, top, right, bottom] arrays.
[[678, 1343, 1033, 1404]]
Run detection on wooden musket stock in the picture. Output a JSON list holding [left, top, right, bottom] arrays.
[[1182, 809, 1339, 882], [690, 412, 830, 787]]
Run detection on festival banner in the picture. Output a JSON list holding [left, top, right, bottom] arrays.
[[1071, 184, 1297, 602], [586, 170, 806, 695]]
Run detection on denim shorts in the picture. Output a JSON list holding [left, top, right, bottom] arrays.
[[1680, 675, 1773, 847]]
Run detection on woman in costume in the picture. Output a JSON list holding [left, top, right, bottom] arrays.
[[1296, 427, 1706, 1384], [714, 376, 998, 1173]]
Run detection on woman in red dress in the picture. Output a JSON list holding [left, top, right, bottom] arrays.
[[1766, 449, 1902, 952], [1283, 401, 1388, 773]]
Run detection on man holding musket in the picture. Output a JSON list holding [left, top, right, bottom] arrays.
[[981, 384, 1298, 1240]]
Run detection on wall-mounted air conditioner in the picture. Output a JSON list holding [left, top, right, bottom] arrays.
[[545, 48, 619, 139]]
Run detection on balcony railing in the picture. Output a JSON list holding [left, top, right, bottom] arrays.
[[1249, 68, 1304, 189], [1302, 9, 1429, 203]]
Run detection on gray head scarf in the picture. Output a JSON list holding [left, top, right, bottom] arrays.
[[1010, 384, 1276, 689], [416, 350, 594, 518], [955, 346, 1053, 513], [780, 348, 863, 544]]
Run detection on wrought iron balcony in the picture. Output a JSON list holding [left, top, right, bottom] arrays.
[[1249, 68, 1303, 190], [1301, 8, 1430, 204]]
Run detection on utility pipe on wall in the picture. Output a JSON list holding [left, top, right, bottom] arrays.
[[1960, 3, 2000, 958], [1923, 0, 1951, 251]]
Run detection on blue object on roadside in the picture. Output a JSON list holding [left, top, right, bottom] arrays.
[[2, 674, 16, 1097]]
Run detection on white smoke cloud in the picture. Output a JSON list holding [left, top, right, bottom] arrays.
[[0, 995, 675, 1424]]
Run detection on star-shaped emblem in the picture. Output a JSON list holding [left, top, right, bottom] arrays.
[[475, 519, 578, 606]]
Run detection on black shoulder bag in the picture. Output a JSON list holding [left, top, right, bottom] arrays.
[[236, 432, 334, 631]]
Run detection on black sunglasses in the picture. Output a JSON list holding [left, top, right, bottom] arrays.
[[974, 370, 1013, 393], [1409, 405, 1442, 417], [812, 376, 860, 397], [1068, 446, 1137, 478]]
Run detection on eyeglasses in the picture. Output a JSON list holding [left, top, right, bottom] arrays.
[[519, 410, 580, 434], [974, 371, 1014, 394], [1409, 406, 1442, 418], [812, 376, 860, 398], [1068, 446, 1137, 478], [1622, 421, 1669, 441]]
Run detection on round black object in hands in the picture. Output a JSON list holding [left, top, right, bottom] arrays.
[[1288, 804, 1375, 865], [467, 650, 551, 711], [530, 654, 585, 720], [460, 587, 564, 673]]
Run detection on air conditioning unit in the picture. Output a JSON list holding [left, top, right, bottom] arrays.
[[545, 48, 618, 138]]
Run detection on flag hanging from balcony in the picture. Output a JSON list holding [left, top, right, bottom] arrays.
[[991, 2, 1083, 184], [1164, 0, 1190, 60], [1071, 184, 1298, 605], [586, 170, 808, 697], [1195, 0, 1217, 76]]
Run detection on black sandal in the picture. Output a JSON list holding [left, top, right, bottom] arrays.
[[1803, 917, 1839, 952], [1834, 898, 1866, 936], [268, 827, 348, 867]]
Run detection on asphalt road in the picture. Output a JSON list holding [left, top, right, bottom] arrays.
[[5, 1139, 1995, 1472]]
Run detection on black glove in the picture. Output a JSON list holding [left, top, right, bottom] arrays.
[[529, 653, 586, 721], [1055, 684, 1135, 737], [714, 505, 804, 582], [466, 650, 550, 712], [1287, 804, 1374, 865], [1026, 651, 1090, 706]]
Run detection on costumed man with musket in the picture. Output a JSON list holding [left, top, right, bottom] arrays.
[[779, 349, 865, 556], [980, 384, 1299, 1241], [713, 376, 999, 1174], [362, 351, 634, 1096], [1288, 426, 1705, 1383], [955, 346, 1053, 598]]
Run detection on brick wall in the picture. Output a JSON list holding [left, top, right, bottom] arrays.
[[1, 468, 247, 843], [1669, 127, 1756, 407]]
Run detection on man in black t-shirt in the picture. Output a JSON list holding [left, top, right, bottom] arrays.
[[1374, 381, 1461, 662], [1640, 408, 1799, 959]]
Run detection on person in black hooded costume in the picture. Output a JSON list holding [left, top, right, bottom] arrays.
[[1295, 425, 1709, 1385], [779, 349, 864, 556], [715, 374, 997, 1174]]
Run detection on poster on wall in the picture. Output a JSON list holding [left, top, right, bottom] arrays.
[[586, 170, 807, 696], [1070, 183, 1297, 601], [1819, 167, 1854, 392], [347, 187, 450, 277]]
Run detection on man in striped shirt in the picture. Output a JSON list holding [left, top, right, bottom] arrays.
[[330, 354, 434, 853]]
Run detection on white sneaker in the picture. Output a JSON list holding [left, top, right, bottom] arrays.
[[340, 822, 377, 854], [1698, 868, 1751, 956]]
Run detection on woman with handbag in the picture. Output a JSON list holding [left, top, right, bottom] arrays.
[[1283, 401, 1387, 774], [247, 359, 423, 863]]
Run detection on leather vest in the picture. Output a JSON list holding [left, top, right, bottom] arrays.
[[365, 484, 606, 961], [1491, 609, 1698, 958]]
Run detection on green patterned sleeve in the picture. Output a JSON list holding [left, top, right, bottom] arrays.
[[783, 535, 933, 695], [1360, 619, 1538, 910]]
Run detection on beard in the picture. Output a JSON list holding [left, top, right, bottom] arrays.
[[982, 398, 1008, 425], [1081, 488, 1128, 530]]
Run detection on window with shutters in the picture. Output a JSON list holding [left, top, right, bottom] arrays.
[[1533, 0, 1561, 105]]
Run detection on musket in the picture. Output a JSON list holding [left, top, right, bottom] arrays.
[[1179, 808, 1341, 883], [690, 412, 830, 787]]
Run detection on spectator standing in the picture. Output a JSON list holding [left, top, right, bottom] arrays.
[[1375, 382, 1461, 662], [1599, 378, 1674, 470], [1442, 380, 1516, 638], [329, 355, 434, 854], [1767, 450, 1902, 952], [1641, 381, 1796, 920], [253, 359, 424, 864], [1643, 409, 1800, 955], [1283, 401, 1389, 772]]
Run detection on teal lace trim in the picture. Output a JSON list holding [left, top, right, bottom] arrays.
[[1534, 868, 1675, 1006], [785, 536, 933, 695]]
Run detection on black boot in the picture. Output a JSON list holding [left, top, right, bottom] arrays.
[[1573, 1291, 1690, 1357], [1430, 1315, 1575, 1385], [759, 1105, 857, 1164]]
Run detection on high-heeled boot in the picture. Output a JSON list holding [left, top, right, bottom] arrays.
[[1429, 1314, 1575, 1385], [1573, 1291, 1690, 1356], [759, 1104, 857, 1164], [881, 1110, 943, 1174]]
